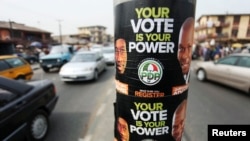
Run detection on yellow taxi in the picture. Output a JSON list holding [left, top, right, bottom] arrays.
[[0, 55, 33, 80]]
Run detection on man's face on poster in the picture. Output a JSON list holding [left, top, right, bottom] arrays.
[[172, 100, 187, 141], [117, 117, 129, 141], [115, 39, 127, 74], [177, 18, 194, 75]]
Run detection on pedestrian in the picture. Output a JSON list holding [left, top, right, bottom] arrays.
[[211, 43, 222, 60], [202, 42, 208, 61]]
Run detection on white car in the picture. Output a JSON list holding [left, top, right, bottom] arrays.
[[102, 46, 115, 65], [59, 50, 106, 82], [193, 53, 250, 94]]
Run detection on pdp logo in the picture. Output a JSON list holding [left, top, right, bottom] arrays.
[[138, 59, 163, 86]]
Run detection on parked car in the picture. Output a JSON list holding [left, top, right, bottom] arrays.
[[102, 46, 115, 65], [241, 43, 250, 53], [194, 53, 250, 94], [0, 76, 58, 141], [18, 53, 38, 64], [59, 49, 107, 82], [0, 55, 33, 81], [39, 44, 74, 72]]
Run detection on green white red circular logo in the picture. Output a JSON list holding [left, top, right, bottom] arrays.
[[138, 59, 163, 86]]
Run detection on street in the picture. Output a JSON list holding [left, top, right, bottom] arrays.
[[32, 66, 116, 141], [185, 62, 250, 141], [31, 62, 250, 141]]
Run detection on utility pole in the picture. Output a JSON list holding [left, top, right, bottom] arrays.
[[57, 19, 63, 45], [9, 19, 15, 54], [113, 0, 196, 140]]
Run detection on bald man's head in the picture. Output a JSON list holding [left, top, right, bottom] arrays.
[[178, 17, 194, 76]]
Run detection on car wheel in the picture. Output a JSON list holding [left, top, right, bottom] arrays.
[[197, 69, 206, 81], [28, 110, 49, 141], [93, 70, 99, 81]]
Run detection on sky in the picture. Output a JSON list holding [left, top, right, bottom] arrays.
[[1, 0, 250, 36]]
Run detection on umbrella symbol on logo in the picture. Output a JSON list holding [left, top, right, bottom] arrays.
[[143, 63, 158, 72]]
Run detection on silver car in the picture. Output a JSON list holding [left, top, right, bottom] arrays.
[[59, 50, 106, 82], [194, 53, 250, 94], [102, 46, 115, 65]]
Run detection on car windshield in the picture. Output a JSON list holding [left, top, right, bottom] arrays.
[[102, 48, 114, 54], [50, 46, 69, 54], [70, 53, 95, 62]]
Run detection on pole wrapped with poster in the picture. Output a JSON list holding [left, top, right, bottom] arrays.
[[113, 0, 196, 141]]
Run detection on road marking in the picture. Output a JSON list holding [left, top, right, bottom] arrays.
[[80, 78, 115, 141], [96, 103, 106, 116]]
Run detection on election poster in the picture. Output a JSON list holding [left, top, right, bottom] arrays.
[[114, 0, 196, 140]]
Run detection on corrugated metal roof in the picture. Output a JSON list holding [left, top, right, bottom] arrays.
[[0, 21, 51, 33]]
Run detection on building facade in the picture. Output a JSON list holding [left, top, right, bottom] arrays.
[[0, 21, 52, 55], [52, 25, 114, 46], [195, 14, 250, 45], [78, 25, 108, 44]]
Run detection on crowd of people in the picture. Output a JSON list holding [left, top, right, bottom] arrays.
[[192, 40, 249, 62]]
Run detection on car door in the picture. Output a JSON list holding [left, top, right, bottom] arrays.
[[5, 57, 33, 80], [100, 53, 106, 71], [96, 52, 106, 72], [209, 56, 239, 84], [228, 56, 250, 92], [0, 90, 26, 140], [0, 60, 13, 79]]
